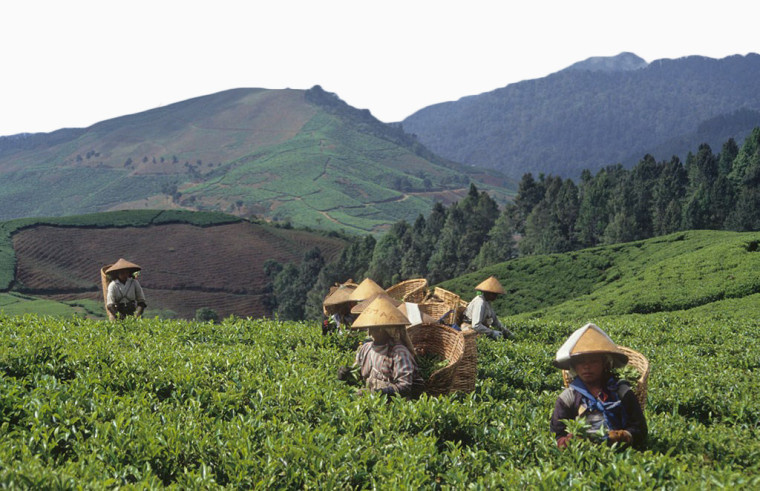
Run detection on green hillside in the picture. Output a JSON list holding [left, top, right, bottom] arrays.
[[439, 229, 760, 319], [0, 87, 514, 233]]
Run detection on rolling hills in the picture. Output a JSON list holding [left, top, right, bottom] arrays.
[[0, 86, 514, 233], [402, 52, 760, 179], [0, 210, 346, 319], [439, 229, 760, 319]]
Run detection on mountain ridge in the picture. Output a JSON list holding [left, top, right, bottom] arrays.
[[402, 53, 760, 179], [0, 87, 515, 232]]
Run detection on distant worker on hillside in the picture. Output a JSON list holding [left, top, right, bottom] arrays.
[[550, 323, 647, 449], [461, 276, 511, 340], [338, 295, 424, 399], [103, 258, 147, 320]]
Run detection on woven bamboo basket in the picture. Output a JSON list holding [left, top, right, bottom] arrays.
[[561, 345, 650, 410], [449, 330, 478, 393], [386, 278, 428, 303], [408, 323, 467, 396], [418, 302, 457, 325], [419, 287, 465, 325], [430, 287, 461, 306], [100, 264, 116, 321]]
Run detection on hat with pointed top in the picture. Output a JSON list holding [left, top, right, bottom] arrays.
[[105, 258, 142, 275], [323, 284, 357, 307], [350, 292, 401, 314], [475, 276, 505, 295], [351, 295, 411, 329], [348, 278, 386, 302], [553, 323, 628, 369]]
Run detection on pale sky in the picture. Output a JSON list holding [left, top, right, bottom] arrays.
[[2, 0, 758, 136]]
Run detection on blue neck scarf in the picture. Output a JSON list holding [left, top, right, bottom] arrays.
[[570, 377, 627, 431]]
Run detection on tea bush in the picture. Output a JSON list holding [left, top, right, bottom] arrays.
[[0, 309, 757, 487]]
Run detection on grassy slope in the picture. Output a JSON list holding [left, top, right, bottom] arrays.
[[439, 230, 760, 319], [186, 110, 486, 232], [0, 88, 515, 233]]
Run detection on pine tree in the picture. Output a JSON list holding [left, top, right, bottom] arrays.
[[474, 208, 517, 268], [652, 157, 687, 235]]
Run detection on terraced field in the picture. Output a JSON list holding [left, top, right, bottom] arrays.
[[12, 221, 345, 319]]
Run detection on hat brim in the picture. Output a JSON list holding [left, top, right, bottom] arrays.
[[105, 258, 142, 274], [553, 349, 629, 370]]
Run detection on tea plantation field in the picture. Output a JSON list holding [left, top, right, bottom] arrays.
[[0, 304, 758, 488]]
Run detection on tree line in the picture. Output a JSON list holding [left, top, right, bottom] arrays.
[[265, 128, 760, 321]]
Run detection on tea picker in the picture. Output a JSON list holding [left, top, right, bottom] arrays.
[[101, 258, 147, 321], [550, 323, 648, 449], [461, 276, 512, 340]]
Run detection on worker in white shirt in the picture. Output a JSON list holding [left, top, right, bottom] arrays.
[[462, 276, 511, 340], [105, 258, 147, 320]]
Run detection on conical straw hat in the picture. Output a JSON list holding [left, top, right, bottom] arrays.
[[351, 292, 401, 314], [105, 258, 142, 274], [553, 323, 628, 369], [351, 295, 410, 329], [348, 278, 385, 301], [323, 284, 357, 307], [475, 276, 505, 294]]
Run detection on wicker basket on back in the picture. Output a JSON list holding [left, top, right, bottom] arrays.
[[100, 264, 115, 321], [419, 287, 467, 325], [561, 345, 650, 410], [386, 278, 428, 304], [450, 330, 478, 392], [408, 323, 477, 396]]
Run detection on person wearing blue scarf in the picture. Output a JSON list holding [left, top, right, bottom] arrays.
[[550, 323, 647, 449]]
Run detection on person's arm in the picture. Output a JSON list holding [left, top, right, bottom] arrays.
[[551, 390, 578, 447], [133, 280, 147, 316], [133, 280, 146, 305], [106, 281, 118, 306], [379, 346, 417, 397], [354, 342, 370, 368], [621, 390, 647, 448], [470, 299, 500, 338]]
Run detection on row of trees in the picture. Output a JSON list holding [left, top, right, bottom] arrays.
[[515, 127, 760, 254], [266, 128, 760, 321]]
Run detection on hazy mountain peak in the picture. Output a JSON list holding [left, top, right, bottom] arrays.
[[565, 52, 648, 72]]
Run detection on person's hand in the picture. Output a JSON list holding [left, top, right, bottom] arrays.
[[355, 388, 369, 397], [607, 430, 633, 444], [337, 366, 351, 381], [490, 331, 503, 340], [557, 434, 575, 449]]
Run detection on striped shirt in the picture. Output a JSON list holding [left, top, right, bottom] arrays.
[[355, 341, 423, 398]]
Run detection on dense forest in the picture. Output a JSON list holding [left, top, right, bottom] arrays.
[[265, 128, 760, 320], [402, 53, 760, 179]]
